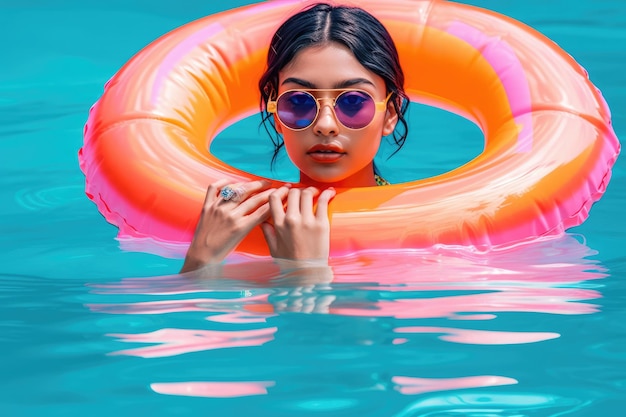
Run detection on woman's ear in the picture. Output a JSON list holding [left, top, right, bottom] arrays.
[[382, 98, 399, 136]]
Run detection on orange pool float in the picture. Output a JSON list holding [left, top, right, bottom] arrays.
[[79, 0, 620, 257]]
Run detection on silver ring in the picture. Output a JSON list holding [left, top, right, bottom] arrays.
[[220, 186, 244, 202]]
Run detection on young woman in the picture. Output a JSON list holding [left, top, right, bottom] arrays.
[[180, 2, 410, 273]]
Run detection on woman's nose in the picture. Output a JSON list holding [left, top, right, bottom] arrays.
[[313, 101, 340, 136]]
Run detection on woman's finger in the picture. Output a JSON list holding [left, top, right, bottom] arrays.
[[315, 187, 336, 220], [242, 179, 272, 195], [204, 178, 231, 206], [260, 222, 277, 253], [299, 187, 319, 220], [285, 188, 302, 217], [218, 179, 271, 204], [235, 188, 274, 214], [268, 186, 291, 221]]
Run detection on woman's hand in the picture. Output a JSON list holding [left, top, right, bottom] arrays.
[[261, 186, 336, 263], [180, 179, 280, 273]]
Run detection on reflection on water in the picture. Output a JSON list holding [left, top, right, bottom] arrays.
[[107, 327, 277, 358], [151, 381, 276, 398], [86, 234, 606, 412]]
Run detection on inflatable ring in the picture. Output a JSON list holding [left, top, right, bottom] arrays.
[[79, 0, 619, 257]]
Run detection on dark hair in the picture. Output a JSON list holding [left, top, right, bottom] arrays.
[[258, 2, 410, 167]]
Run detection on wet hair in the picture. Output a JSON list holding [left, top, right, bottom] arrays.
[[258, 2, 410, 168]]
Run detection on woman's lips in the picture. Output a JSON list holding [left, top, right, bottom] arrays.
[[308, 151, 345, 163], [307, 144, 345, 163]]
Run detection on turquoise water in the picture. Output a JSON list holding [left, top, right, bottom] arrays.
[[1, 1, 625, 416]]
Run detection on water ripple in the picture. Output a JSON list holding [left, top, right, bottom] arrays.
[[14, 184, 84, 211], [394, 391, 592, 417]]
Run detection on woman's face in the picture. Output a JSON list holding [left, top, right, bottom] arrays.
[[275, 42, 398, 187]]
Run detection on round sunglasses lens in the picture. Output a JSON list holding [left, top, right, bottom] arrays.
[[276, 91, 317, 129], [335, 91, 376, 129]]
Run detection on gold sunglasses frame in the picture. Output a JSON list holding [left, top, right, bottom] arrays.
[[266, 88, 392, 131]]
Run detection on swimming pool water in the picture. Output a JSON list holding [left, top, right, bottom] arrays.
[[1, 1, 624, 416]]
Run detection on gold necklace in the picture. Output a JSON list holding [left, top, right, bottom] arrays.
[[374, 174, 390, 186]]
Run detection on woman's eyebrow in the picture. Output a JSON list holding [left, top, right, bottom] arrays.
[[280, 77, 316, 88], [280, 77, 375, 89], [333, 78, 376, 88]]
